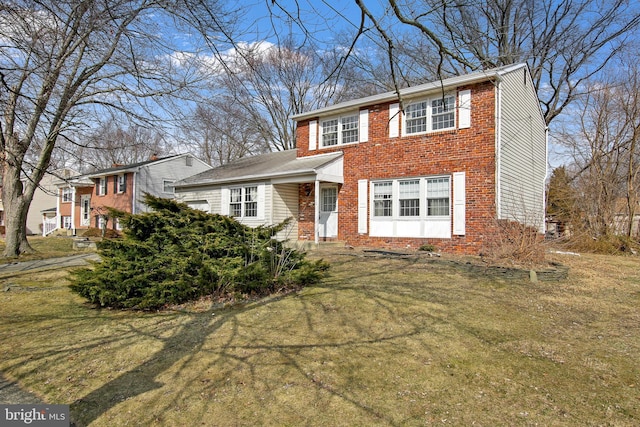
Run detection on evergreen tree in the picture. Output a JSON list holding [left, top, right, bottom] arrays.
[[70, 194, 328, 310]]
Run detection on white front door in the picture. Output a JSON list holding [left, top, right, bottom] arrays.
[[319, 186, 338, 238], [80, 195, 91, 226]]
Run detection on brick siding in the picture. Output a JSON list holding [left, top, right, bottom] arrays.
[[296, 81, 498, 254]]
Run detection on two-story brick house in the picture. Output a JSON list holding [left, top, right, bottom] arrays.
[[51, 154, 211, 235], [174, 64, 547, 254]]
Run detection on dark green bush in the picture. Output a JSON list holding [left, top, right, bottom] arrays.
[[70, 194, 328, 310]]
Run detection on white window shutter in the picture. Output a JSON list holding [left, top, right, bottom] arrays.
[[257, 184, 266, 220], [309, 120, 317, 150], [359, 109, 369, 142], [453, 172, 466, 235], [358, 179, 368, 233], [458, 90, 471, 129], [220, 188, 230, 216], [389, 103, 399, 138]]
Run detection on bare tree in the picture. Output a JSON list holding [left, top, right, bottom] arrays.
[[270, 0, 640, 125], [76, 118, 171, 171], [558, 58, 640, 241], [180, 101, 269, 167], [0, 0, 234, 256], [215, 37, 345, 151]]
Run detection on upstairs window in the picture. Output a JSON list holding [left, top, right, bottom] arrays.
[[404, 94, 456, 135], [62, 187, 73, 203], [116, 174, 126, 193], [405, 102, 427, 134], [321, 113, 359, 147], [97, 178, 107, 196], [163, 180, 175, 193], [431, 96, 455, 130]]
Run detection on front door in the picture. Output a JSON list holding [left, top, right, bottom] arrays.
[[319, 186, 338, 238], [80, 195, 91, 226]]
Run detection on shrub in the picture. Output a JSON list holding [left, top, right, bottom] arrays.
[[481, 219, 545, 266], [69, 195, 328, 310], [419, 244, 436, 252], [81, 228, 121, 238]]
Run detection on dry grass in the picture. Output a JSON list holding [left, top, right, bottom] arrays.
[[0, 236, 78, 263], [0, 248, 638, 426]]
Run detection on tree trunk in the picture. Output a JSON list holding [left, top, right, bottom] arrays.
[[2, 167, 34, 257]]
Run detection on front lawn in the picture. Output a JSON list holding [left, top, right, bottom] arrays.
[[0, 236, 79, 263], [0, 249, 638, 426]]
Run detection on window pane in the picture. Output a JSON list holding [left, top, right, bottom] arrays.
[[322, 119, 338, 146], [399, 180, 419, 216], [230, 188, 242, 217], [373, 182, 393, 217], [428, 198, 450, 216], [230, 188, 242, 203], [427, 177, 450, 216], [341, 115, 359, 144], [432, 96, 455, 130], [321, 187, 337, 212], [244, 186, 258, 217], [405, 101, 427, 134]]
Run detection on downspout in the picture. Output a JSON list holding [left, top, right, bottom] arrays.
[[314, 179, 320, 245], [55, 187, 61, 234], [132, 171, 137, 214], [495, 75, 503, 220], [543, 126, 549, 233], [71, 185, 76, 235]]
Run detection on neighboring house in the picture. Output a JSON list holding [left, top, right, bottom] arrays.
[[49, 154, 211, 235], [175, 64, 547, 254], [0, 169, 78, 235]]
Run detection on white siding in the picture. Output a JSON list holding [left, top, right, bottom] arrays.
[[136, 155, 211, 213], [175, 186, 220, 214], [272, 183, 299, 241], [176, 182, 299, 242], [498, 67, 547, 232]]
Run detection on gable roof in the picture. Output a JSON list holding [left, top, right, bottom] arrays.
[[292, 63, 528, 121], [175, 150, 343, 188], [83, 154, 190, 178]]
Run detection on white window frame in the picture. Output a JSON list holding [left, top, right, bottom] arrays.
[[117, 174, 126, 193], [229, 186, 258, 218], [370, 175, 452, 239], [403, 93, 456, 136], [163, 180, 175, 194], [371, 176, 451, 220], [62, 216, 72, 229], [320, 113, 359, 147], [97, 177, 107, 196], [373, 181, 393, 217], [426, 177, 451, 217], [399, 179, 420, 217], [62, 187, 73, 203]]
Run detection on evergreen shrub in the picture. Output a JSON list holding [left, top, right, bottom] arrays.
[[69, 194, 328, 310]]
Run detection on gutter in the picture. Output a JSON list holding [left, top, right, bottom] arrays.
[[292, 64, 526, 121]]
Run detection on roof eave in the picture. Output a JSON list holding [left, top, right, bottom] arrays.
[[291, 64, 525, 121]]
